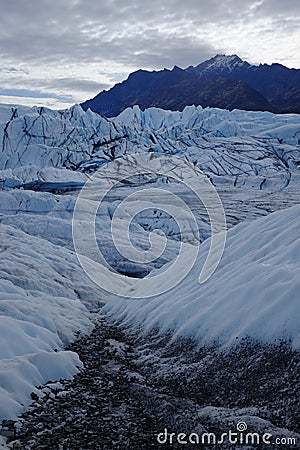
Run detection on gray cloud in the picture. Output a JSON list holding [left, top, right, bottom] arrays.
[[0, 0, 252, 67], [0, 1, 298, 67], [253, 0, 300, 16], [0, 67, 28, 74], [0, 87, 73, 103], [42, 78, 110, 94]]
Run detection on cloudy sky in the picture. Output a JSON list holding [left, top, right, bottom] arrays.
[[0, 0, 299, 109]]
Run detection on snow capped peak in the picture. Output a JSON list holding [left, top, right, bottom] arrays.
[[215, 54, 242, 62], [184, 54, 252, 81], [201, 54, 247, 72]]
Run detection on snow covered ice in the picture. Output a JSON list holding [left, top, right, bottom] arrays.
[[0, 102, 299, 445], [104, 203, 300, 348]]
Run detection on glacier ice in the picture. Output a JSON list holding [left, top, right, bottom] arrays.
[[0, 102, 299, 423]]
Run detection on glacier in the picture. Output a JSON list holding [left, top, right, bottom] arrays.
[[1, 103, 300, 189], [0, 102, 299, 426]]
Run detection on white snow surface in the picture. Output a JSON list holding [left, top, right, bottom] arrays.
[[104, 204, 300, 349], [0, 190, 100, 421], [0, 224, 95, 421]]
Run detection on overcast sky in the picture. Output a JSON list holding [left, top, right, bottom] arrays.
[[0, 0, 299, 109]]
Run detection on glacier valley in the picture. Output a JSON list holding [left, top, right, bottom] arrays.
[[0, 103, 299, 449]]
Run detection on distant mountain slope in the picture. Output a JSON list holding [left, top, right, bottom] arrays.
[[81, 55, 300, 117], [187, 54, 300, 103], [275, 81, 300, 113]]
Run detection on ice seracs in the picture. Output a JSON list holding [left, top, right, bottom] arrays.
[[0, 103, 300, 189]]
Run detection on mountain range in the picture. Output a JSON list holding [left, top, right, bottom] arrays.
[[81, 54, 300, 116]]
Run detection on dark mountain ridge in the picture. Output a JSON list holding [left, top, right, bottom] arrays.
[[81, 55, 300, 117]]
